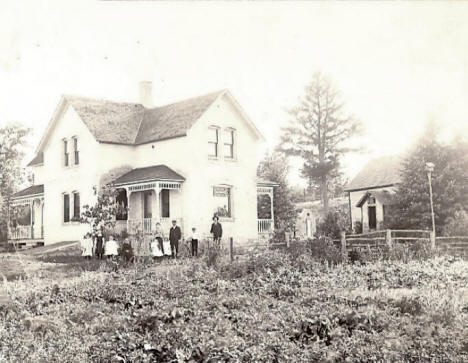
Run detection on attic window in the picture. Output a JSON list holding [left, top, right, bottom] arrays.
[[63, 139, 69, 167], [72, 137, 79, 165], [223, 129, 235, 159], [208, 127, 219, 157], [368, 196, 376, 205]]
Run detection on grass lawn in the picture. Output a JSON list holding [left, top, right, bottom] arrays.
[[0, 246, 467, 362]]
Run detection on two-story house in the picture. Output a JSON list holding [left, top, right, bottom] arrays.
[[8, 83, 277, 246]]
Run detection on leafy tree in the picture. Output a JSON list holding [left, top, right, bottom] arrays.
[[315, 208, 350, 239], [257, 151, 297, 232], [80, 184, 125, 234], [278, 71, 361, 212], [386, 124, 468, 235], [0, 125, 31, 241]]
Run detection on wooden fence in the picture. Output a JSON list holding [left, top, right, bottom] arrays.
[[338, 229, 468, 258]]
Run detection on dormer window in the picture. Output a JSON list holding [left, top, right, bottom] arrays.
[[73, 137, 79, 165], [224, 129, 235, 159], [208, 127, 219, 158], [63, 139, 69, 167]]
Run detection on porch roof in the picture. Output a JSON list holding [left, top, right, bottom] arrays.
[[257, 178, 279, 187], [11, 184, 44, 199], [113, 165, 185, 186], [355, 189, 395, 207]]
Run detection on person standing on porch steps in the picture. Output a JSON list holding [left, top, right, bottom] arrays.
[[169, 220, 181, 258]]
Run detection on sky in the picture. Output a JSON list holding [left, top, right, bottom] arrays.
[[1, 0, 467, 187]]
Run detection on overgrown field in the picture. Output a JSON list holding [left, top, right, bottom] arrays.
[[1, 246, 467, 362]]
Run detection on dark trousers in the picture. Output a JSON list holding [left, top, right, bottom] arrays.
[[170, 240, 179, 257], [191, 239, 198, 256], [213, 237, 221, 246]]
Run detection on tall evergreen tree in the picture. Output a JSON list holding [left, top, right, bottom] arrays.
[[278, 71, 361, 212], [386, 125, 468, 235]]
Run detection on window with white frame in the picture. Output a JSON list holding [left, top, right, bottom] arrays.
[[73, 137, 79, 165], [63, 139, 69, 167], [208, 127, 219, 157], [73, 192, 80, 220], [63, 193, 70, 222], [223, 129, 235, 159], [213, 186, 232, 218]]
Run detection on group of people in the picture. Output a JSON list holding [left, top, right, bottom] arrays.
[[80, 216, 223, 260], [80, 230, 119, 260]]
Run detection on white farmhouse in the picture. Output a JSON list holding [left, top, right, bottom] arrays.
[[344, 156, 401, 233], [8, 83, 276, 246]]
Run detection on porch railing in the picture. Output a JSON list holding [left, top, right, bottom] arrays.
[[10, 225, 32, 240], [258, 219, 273, 234]]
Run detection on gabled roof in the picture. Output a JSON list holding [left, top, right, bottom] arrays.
[[12, 184, 44, 199], [27, 152, 43, 166], [65, 90, 224, 145], [30, 88, 264, 165], [355, 189, 396, 207], [113, 165, 185, 185], [344, 156, 402, 192]]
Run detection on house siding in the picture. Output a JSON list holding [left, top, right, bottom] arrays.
[[39, 104, 100, 244]]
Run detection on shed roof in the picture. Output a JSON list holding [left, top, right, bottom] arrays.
[[113, 165, 185, 185], [12, 184, 44, 199], [344, 156, 402, 192]]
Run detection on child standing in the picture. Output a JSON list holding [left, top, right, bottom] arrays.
[[189, 227, 199, 257], [95, 230, 105, 260], [105, 234, 119, 260], [81, 232, 93, 260], [150, 236, 164, 260]]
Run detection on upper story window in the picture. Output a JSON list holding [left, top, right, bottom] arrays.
[[73, 137, 79, 165], [208, 127, 219, 157], [368, 196, 376, 205], [224, 129, 235, 159], [63, 139, 69, 167]]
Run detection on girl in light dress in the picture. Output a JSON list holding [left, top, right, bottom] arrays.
[[105, 234, 119, 260], [81, 232, 94, 260], [151, 223, 165, 260]]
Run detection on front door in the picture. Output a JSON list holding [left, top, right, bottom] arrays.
[[368, 206, 377, 230], [143, 191, 152, 219]]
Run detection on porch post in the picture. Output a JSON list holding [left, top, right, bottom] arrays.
[[269, 188, 275, 231], [30, 201, 33, 239], [152, 185, 160, 223], [41, 199, 44, 239], [124, 187, 132, 233]]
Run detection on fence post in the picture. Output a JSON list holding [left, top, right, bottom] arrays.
[[285, 232, 290, 248], [229, 237, 234, 262], [385, 229, 392, 250], [340, 231, 346, 256], [430, 231, 436, 250]]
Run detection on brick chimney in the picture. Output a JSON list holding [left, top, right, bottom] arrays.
[[139, 81, 153, 108]]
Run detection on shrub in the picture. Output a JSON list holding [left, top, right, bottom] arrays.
[[316, 210, 349, 239], [309, 237, 344, 266]]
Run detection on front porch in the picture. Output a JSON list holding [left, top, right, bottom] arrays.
[[113, 166, 185, 236], [257, 180, 278, 237], [8, 185, 45, 247]]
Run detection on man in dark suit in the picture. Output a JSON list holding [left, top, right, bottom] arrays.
[[210, 216, 223, 246], [169, 220, 182, 258]]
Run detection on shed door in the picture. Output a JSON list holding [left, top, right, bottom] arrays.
[[368, 206, 376, 229]]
